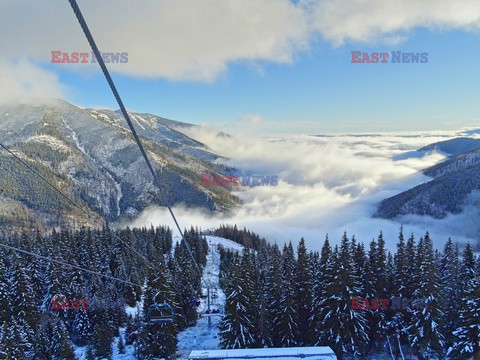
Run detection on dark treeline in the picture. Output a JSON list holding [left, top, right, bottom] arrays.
[[0, 225, 208, 359], [214, 224, 267, 251], [218, 227, 480, 360]]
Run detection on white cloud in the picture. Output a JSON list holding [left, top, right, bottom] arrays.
[[309, 0, 480, 46], [0, 58, 65, 105], [0, 0, 310, 82], [129, 128, 480, 252], [1, 0, 479, 82]]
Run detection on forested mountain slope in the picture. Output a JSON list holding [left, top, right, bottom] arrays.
[[0, 100, 239, 229], [376, 141, 480, 219]]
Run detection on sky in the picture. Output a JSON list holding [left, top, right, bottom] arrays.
[[2, 0, 480, 250], [1, 0, 480, 133]]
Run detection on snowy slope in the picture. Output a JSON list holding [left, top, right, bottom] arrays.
[[0, 100, 239, 228], [73, 236, 241, 360], [176, 236, 243, 359], [188, 347, 337, 360]]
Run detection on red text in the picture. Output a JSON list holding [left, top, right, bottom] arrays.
[[51, 297, 89, 310]]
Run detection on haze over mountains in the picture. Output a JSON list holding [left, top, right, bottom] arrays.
[[1, 99, 479, 249]]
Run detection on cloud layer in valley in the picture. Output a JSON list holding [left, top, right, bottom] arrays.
[[128, 127, 480, 252]]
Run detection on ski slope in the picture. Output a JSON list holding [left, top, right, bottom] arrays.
[[73, 236, 241, 360], [176, 236, 243, 359]]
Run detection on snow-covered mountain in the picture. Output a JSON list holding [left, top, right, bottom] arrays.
[[418, 137, 480, 156], [376, 137, 480, 219], [0, 99, 239, 229]]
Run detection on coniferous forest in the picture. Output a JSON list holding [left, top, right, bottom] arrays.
[[0, 224, 479, 359], [217, 226, 480, 360], [0, 226, 208, 359]]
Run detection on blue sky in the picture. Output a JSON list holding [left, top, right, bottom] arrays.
[[2, 0, 480, 133]]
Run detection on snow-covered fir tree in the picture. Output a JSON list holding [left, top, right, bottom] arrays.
[[219, 249, 256, 348], [448, 243, 480, 359], [407, 233, 445, 359], [275, 242, 300, 347], [295, 238, 312, 345]]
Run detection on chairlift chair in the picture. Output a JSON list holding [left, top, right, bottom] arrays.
[[147, 292, 174, 324], [147, 302, 175, 324]]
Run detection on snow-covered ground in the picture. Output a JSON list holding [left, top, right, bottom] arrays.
[[176, 236, 243, 359], [74, 236, 241, 360], [189, 347, 337, 360]]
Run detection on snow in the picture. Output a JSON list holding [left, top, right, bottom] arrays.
[[106, 170, 123, 217], [61, 115, 87, 156], [188, 347, 336, 360], [176, 236, 243, 359], [74, 236, 334, 360], [74, 327, 136, 360], [125, 302, 142, 318], [26, 134, 71, 153], [204, 236, 245, 253]]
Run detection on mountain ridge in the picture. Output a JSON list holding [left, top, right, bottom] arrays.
[[0, 99, 239, 230], [375, 138, 480, 219]]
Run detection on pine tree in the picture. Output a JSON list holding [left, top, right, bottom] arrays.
[[365, 232, 389, 350], [296, 238, 312, 345], [407, 233, 445, 359], [33, 315, 53, 359], [174, 239, 199, 329], [400, 232, 418, 342], [0, 254, 10, 325], [71, 304, 92, 345], [317, 233, 368, 358], [276, 242, 300, 347], [219, 249, 256, 348], [7, 253, 35, 352], [388, 226, 409, 354], [310, 236, 332, 345], [92, 307, 114, 359], [439, 238, 461, 349], [10, 253, 37, 332], [448, 243, 480, 359], [138, 264, 178, 358], [306, 250, 320, 344], [449, 272, 480, 359], [0, 315, 31, 359], [51, 316, 76, 360], [251, 248, 272, 347], [352, 240, 367, 296], [34, 314, 75, 360], [27, 244, 45, 327], [266, 244, 283, 347]]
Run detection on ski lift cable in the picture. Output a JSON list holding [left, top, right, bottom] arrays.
[[66, 0, 204, 282], [0, 147, 201, 297], [0, 142, 161, 273], [0, 1, 209, 303], [0, 241, 200, 297], [0, 144, 205, 295], [0, 142, 90, 218], [0, 241, 140, 287]]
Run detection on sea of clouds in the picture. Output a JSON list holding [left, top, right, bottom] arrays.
[[129, 126, 480, 252]]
